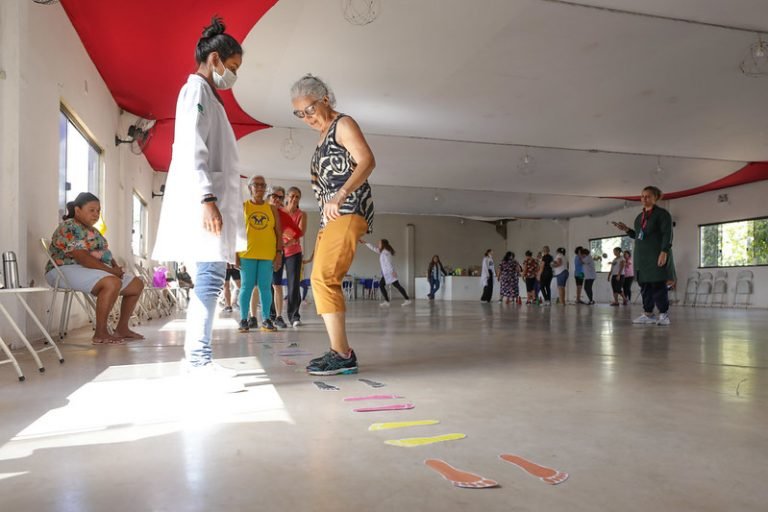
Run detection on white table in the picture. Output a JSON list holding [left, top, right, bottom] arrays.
[[0, 287, 64, 381], [415, 276, 501, 301]]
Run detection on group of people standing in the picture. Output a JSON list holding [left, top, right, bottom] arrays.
[[234, 178, 307, 333], [151, 17, 376, 380], [471, 185, 674, 327], [42, 19, 676, 389], [481, 246, 571, 306]]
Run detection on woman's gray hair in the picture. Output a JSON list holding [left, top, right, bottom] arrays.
[[290, 74, 337, 107]]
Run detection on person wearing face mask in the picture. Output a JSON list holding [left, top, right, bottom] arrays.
[[153, 17, 246, 385]]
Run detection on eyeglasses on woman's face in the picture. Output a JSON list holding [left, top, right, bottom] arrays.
[[293, 98, 322, 119]]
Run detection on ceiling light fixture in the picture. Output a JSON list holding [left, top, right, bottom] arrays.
[[652, 156, 664, 184], [740, 34, 768, 77], [341, 0, 380, 26], [280, 129, 302, 160], [517, 148, 537, 175]]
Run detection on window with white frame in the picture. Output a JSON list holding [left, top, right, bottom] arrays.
[[700, 217, 768, 268], [589, 236, 633, 272], [58, 106, 102, 219], [132, 192, 148, 257]]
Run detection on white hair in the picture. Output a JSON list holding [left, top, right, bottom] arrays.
[[290, 74, 337, 107]]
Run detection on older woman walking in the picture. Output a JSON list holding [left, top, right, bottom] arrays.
[[613, 185, 674, 325], [291, 74, 375, 375]]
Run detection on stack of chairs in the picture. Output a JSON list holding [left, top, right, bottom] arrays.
[[133, 264, 173, 321]]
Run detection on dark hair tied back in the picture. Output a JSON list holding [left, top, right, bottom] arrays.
[[63, 192, 100, 220], [195, 16, 243, 65]]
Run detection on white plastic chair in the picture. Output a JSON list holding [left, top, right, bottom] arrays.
[[733, 270, 754, 308], [711, 270, 728, 307], [683, 271, 700, 306], [694, 271, 713, 307], [40, 238, 97, 339], [342, 275, 354, 300]]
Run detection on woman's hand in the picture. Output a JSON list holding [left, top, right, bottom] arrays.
[[111, 265, 125, 279], [612, 221, 629, 232], [202, 202, 223, 236], [323, 188, 349, 223], [273, 254, 283, 271], [657, 251, 668, 267]]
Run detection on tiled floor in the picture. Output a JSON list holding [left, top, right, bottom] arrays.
[[1, 300, 766, 511]]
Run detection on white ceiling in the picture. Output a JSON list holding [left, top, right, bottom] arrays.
[[232, 0, 768, 219]]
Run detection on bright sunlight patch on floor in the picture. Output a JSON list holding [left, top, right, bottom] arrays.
[[0, 356, 293, 461]]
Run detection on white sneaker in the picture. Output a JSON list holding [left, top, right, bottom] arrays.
[[379, 301, 390, 307], [184, 363, 244, 393], [183, 360, 238, 378], [633, 314, 657, 324], [401, 300, 412, 306], [656, 313, 670, 326], [292, 320, 301, 327]]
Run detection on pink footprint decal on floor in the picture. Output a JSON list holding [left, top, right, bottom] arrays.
[[343, 394, 404, 401], [353, 403, 414, 412], [500, 454, 569, 485], [425, 459, 499, 489]]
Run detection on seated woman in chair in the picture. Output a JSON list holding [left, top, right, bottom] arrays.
[[45, 192, 145, 344]]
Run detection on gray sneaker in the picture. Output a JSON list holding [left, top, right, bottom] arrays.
[[633, 313, 657, 324], [275, 316, 288, 329], [656, 313, 670, 326]]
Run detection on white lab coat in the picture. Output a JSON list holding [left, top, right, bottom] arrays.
[[366, 243, 398, 284], [480, 256, 494, 288], [153, 74, 246, 264]]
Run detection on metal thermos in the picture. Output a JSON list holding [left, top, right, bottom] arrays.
[[2, 251, 20, 289]]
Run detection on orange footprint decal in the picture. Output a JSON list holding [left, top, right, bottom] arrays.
[[499, 454, 569, 485], [425, 459, 499, 489]]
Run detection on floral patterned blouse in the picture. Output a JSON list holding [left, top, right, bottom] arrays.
[[522, 257, 539, 279], [46, 218, 112, 274]]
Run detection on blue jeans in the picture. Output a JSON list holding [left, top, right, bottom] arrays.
[[239, 258, 273, 322], [428, 278, 440, 298], [185, 262, 226, 367]]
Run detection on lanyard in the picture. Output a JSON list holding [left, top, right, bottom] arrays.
[[640, 207, 653, 232]]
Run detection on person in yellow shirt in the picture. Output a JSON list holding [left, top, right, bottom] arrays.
[[238, 175, 283, 332]]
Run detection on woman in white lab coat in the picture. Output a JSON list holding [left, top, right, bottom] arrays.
[[480, 249, 495, 302], [362, 238, 411, 307], [152, 17, 246, 373]]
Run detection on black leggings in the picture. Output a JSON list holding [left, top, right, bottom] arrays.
[[584, 279, 594, 302], [380, 278, 409, 302], [540, 273, 552, 302], [622, 276, 634, 302]]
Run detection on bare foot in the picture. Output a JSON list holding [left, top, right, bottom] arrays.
[[499, 454, 569, 485], [92, 335, 125, 345], [425, 459, 499, 489], [115, 329, 145, 341]]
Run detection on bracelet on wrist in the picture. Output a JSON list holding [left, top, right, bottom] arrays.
[[201, 195, 218, 204]]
